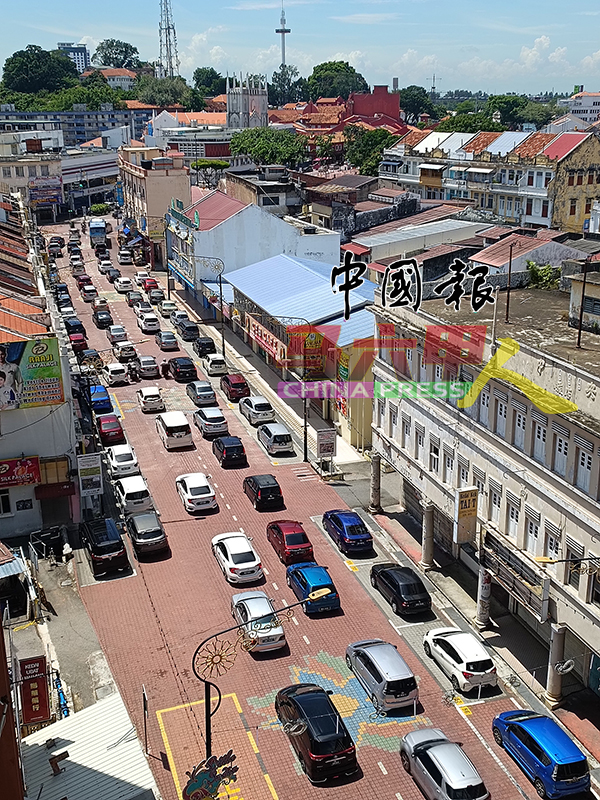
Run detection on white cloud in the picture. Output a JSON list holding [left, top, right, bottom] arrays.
[[330, 13, 399, 24], [519, 35, 550, 70], [331, 50, 372, 73], [78, 35, 99, 53], [580, 50, 600, 72], [178, 27, 228, 75]]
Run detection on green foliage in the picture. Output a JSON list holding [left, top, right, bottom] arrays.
[[191, 159, 230, 170], [230, 128, 306, 166], [526, 261, 559, 289], [135, 75, 190, 106], [519, 100, 556, 128], [90, 203, 111, 215], [344, 126, 396, 175], [92, 39, 140, 69], [435, 113, 505, 133], [81, 69, 109, 88], [193, 67, 226, 96], [0, 81, 128, 112], [190, 159, 230, 188], [268, 64, 308, 106], [399, 85, 434, 124], [3, 45, 79, 93], [307, 61, 368, 101], [454, 100, 476, 114], [485, 95, 528, 127], [314, 134, 334, 162]]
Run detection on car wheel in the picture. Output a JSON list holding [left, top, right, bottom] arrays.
[[298, 755, 307, 775], [400, 751, 411, 774], [492, 727, 503, 747], [286, 574, 291, 587], [391, 599, 399, 615], [345, 655, 353, 671], [451, 675, 461, 694], [371, 694, 382, 714], [370, 575, 377, 588], [534, 779, 546, 799], [423, 641, 432, 658]]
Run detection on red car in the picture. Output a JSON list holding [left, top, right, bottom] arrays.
[[220, 373, 250, 401], [96, 414, 126, 446], [76, 274, 93, 289], [266, 520, 314, 565], [142, 278, 159, 292], [68, 333, 88, 352]]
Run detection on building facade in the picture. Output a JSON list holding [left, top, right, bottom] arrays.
[[57, 42, 91, 73], [558, 91, 600, 125], [0, 153, 62, 222], [226, 75, 268, 129]]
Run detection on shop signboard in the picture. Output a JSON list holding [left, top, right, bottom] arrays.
[[28, 176, 63, 207], [246, 314, 287, 362], [335, 351, 350, 417], [316, 428, 337, 458], [77, 453, 103, 497], [453, 487, 478, 544], [0, 456, 41, 487], [19, 656, 51, 725], [0, 338, 64, 409]]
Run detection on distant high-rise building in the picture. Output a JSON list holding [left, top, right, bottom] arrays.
[[57, 42, 91, 73]]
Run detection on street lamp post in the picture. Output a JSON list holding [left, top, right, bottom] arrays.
[[191, 589, 330, 759], [188, 255, 226, 357]]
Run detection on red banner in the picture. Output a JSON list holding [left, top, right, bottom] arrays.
[[0, 456, 41, 487], [19, 656, 50, 725]]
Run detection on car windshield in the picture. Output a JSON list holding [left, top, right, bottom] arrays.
[[273, 435, 292, 444], [138, 528, 162, 540], [189, 485, 211, 496], [346, 523, 367, 537], [102, 421, 120, 431], [255, 403, 272, 411], [386, 677, 417, 695], [162, 333, 175, 340], [115, 453, 133, 463], [226, 446, 244, 455], [231, 551, 255, 564], [402, 581, 426, 596], [286, 532, 310, 545], [555, 760, 588, 780], [446, 783, 488, 800], [198, 387, 213, 395], [169, 425, 190, 435], [127, 490, 149, 501], [465, 659, 494, 672]]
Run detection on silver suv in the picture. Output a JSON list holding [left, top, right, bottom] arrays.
[[257, 422, 294, 454], [345, 639, 418, 712], [400, 729, 489, 800], [193, 407, 229, 438]]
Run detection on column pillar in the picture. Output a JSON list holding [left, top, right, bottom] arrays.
[[420, 502, 435, 571], [368, 453, 382, 513], [475, 567, 492, 629], [545, 623, 567, 709]]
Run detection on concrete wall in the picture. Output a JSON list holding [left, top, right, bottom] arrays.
[[551, 133, 600, 233], [332, 193, 420, 243], [473, 241, 590, 275], [569, 276, 600, 332]]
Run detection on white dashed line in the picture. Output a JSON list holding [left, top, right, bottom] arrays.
[[239, 527, 244, 533], [225, 504, 230, 510], [272, 582, 279, 590], [395, 793, 404, 800], [213, 482, 218, 488], [232, 515, 237, 521], [219, 492, 224, 498], [292, 617, 299, 626], [263, 568, 269, 576], [303, 635, 310, 645], [377, 761, 387, 775]]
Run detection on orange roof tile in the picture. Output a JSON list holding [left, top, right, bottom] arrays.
[[399, 129, 431, 148], [473, 234, 543, 268], [81, 137, 103, 148], [511, 132, 557, 158], [183, 190, 247, 229], [0, 294, 43, 315], [461, 131, 503, 154], [0, 310, 47, 336], [177, 112, 227, 126]]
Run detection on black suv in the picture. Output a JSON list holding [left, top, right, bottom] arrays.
[[80, 518, 130, 578], [212, 436, 247, 467], [370, 563, 431, 615], [126, 511, 169, 555], [242, 474, 284, 510], [193, 337, 217, 357], [168, 357, 198, 382], [176, 319, 200, 341], [275, 684, 358, 783]]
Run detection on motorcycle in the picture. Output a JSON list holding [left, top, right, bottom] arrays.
[[128, 363, 140, 383]]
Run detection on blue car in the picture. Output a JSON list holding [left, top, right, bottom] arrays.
[[492, 710, 590, 798], [89, 384, 113, 414], [285, 562, 341, 614], [322, 510, 373, 554]]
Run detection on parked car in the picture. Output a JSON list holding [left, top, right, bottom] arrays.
[[81, 284, 98, 302], [286, 562, 340, 614], [220, 373, 250, 401], [98, 259, 113, 274], [106, 268, 121, 283], [400, 729, 489, 800], [148, 289, 165, 305], [134, 270, 150, 286], [168, 356, 197, 382], [114, 276, 134, 293], [53, 282, 69, 297], [346, 639, 418, 712], [105, 443, 139, 477], [155, 330, 179, 351], [89, 384, 112, 414], [117, 248, 133, 265], [158, 300, 178, 318], [203, 353, 227, 376], [257, 423, 294, 455], [266, 521, 313, 565], [211, 532, 263, 584], [80, 517, 130, 578], [170, 310, 189, 326], [240, 395, 275, 425], [133, 300, 153, 317], [102, 362, 129, 386], [136, 386, 165, 413], [64, 318, 86, 337], [49, 235, 65, 247], [92, 310, 114, 329], [212, 436, 247, 468], [127, 292, 145, 308], [231, 591, 286, 652], [126, 511, 169, 556], [107, 324, 127, 344], [77, 348, 102, 369], [370, 563, 431, 615], [137, 312, 161, 333], [193, 336, 217, 357], [242, 474, 284, 510], [68, 333, 88, 352], [114, 475, 153, 514], [275, 684, 357, 783], [137, 355, 159, 378], [69, 254, 83, 267], [193, 406, 228, 438], [492, 710, 590, 799], [186, 380, 217, 406], [96, 414, 126, 446], [176, 319, 200, 341], [113, 341, 138, 363], [48, 242, 62, 257], [76, 274, 93, 289], [71, 263, 86, 277], [175, 472, 218, 513], [423, 627, 497, 694], [56, 295, 73, 310], [91, 297, 109, 312], [142, 277, 159, 292], [323, 510, 374, 555]]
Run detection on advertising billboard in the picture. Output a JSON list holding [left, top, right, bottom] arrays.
[[28, 175, 63, 207], [0, 456, 41, 487], [77, 453, 103, 497], [19, 656, 51, 725], [0, 338, 64, 410]]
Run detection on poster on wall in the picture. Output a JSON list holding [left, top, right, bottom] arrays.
[[0, 456, 41, 487], [77, 453, 103, 497], [0, 338, 64, 410]]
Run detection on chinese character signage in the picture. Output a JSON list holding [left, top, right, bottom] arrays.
[[0, 456, 41, 487], [454, 487, 479, 545], [77, 453, 103, 497], [246, 314, 287, 362], [19, 656, 51, 725], [0, 338, 64, 410], [183, 750, 238, 799]]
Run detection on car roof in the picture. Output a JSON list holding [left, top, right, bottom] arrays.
[[139, 386, 160, 396], [377, 564, 423, 585], [109, 325, 125, 331], [429, 742, 481, 787], [106, 362, 126, 371], [351, 640, 412, 680], [226, 373, 246, 382], [117, 475, 147, 490], [431, 629, 488, 660], [159, 330, 176, 337], [200, 407, 225, 418], [216, 534, 253, 554], [108, 444, 133, 455], [139, 355, 156, 363], [261, 423, 290, 435], [171, 357, 193, 365], [248, 395, 269, 404], [90, 385, 108, 395], [500, 713, 587, 762], [217, 436, 242, 445], [177, 472, 208, 486], [329, 509, 363, 524], [274, 520, 304, 533], [99, 414, 119, 425], [159, 411, 188, 424], [190, 380, 212, 389], [129, 511, 161, 532], [291, 563, 332, 586], [249, 474, 279, 486], [234, 593, 273, 618]]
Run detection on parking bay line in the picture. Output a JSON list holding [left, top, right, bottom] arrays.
[[377, 761, 387, 775], [272, 582, 278, 590], [303, 635, 310, 645]]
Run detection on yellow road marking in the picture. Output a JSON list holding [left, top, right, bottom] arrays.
[[156, 707, 181, 797], [247, 731, 259, 753], [231, 694, 243, 713], [264, 774, 279, 800], [112, 392, 125, 419]]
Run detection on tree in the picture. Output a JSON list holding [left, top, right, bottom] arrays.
[[518, 101, 555, 129], [434, 112, 505, 133], [314, 135, 335, 164], [399, 85, 434, 124], [92, 39, 140, 69], [344, 126, 396, 175], [307, 61, 368, 101], [190, 158, 230, 188], [454, 100, 475, 114], [268, 64, 308, 106], [81, 69, 109, 88], [135, 75, 190, 106], [2, 45, 79, 93], [230, 128, 306, 166], [193, 67, 226, 95], [485, 95, 528, 128]]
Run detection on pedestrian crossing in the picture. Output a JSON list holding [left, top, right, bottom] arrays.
[[291, 466, 320, 482]]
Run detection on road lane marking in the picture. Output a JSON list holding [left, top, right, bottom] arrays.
[[264, 774, 279, 800], [272, 582, 279, 590], [239, 527, 244, 533], [303, 635, 310, 645], [213, 482, 218, 488], [226, 504, 230, 509], [378, 761, 387, 775], [220, 492, 224, 498], [396, 793, 404, 800], [292, 617, 299, 625], [247, 731, 259, 754], [232, 515, 237, 521]]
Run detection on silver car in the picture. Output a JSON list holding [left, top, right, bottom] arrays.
[[137, 355, 159, 378], [400, 729, 489, 800], [186, 381, 217, 407], [193, 407, 229, 438], [239, 396, 276, 426], [345, 639, 418, 712], [257, 422, 294, 454], [231, 591, 286, 652]]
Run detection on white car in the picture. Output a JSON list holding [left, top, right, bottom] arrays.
[[137, 313, 160, 333], [136, 386, 165, 413], [114, 276, 134, 293], [158, 300, 178, 318], [98, 259, 113, 274], [105, 443, 139, 477], [133, 301, 153, 318], [134, 270, 150, 286], [239, 396, 276, 426], [80, 284, 98, 302], [423, 627, 498, 694], [60, 306, 77, 319], [230, 591, 286, 652], [117, 249, 133, 265], [175, 473, 218, 513], [101, 362, 129, 386], [107, 324, 127, 344], [211, 532, 263, 584], [70, 255, 83, 267]]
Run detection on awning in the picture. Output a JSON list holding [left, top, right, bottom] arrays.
[[380, 161, 399, 167], [466, 167, 495, 174], [0, 555, 25, 579], [418, 163, 446, 170], [168, 261, 194, 290], [128, 236, 143, 246], [341, 242, 370, 256]]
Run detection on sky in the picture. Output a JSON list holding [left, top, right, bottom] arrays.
[[2, 0, 600, 95]]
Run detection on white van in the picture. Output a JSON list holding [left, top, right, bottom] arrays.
[[155, 411, 193, 450], [113, 475, 153, 514], [203, 353, 227, 376]]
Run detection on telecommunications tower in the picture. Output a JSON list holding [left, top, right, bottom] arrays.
[[275, 0, 291, 67], [158, 0, 180, 78]]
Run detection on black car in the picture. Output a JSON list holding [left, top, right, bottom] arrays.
[[80, 517, 130, 578], [193, 337, 217, 357], [168, 357, 197, 382], [370, 563, 431, 615], [242, 474, 284, 510], [148, 289, 165, 304], [56, 293, 72, 308], [77, 348, 102, 368], [275, 684, 358, 783], [176, 319, 200, 341], [64, 317, 86, 337], [53, 282, 69, 297], [92, 310, 114, 329], [106, 268, 121, 283], [126, 511, 169, 555], [126, 291, 144, 307], [50, 235, 65, 247], [212, 436, 247, 467]]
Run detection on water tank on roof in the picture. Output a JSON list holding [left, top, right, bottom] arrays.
[[140, 159, 153, 169]]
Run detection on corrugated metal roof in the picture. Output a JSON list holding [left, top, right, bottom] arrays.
[[316, 307, 375, 348], [511, 132, 557, 158], [183, 190, 247, 230], [437, 132, 478, 155], [353, 204, 462, 239], [473, 234, 543, 267], [0, 554, 24, 578], [202, 279, 235, 304], [461, 131, 503, 154], [412, 131, 453, 153], [542, 132, 589, 161], [484, 131, 531, 156], [21, 692, 159, 800], [393, 129, 431, 149], [225, 254, 375, 324], [341, 243, 370, 255], [354, 218, 485, 249]]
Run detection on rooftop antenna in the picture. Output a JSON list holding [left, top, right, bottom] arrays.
[[275, 0, 291, 67], [158, 0, 180, 78]]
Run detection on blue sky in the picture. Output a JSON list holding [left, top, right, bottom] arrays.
[[2, 1, 600, 94]]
